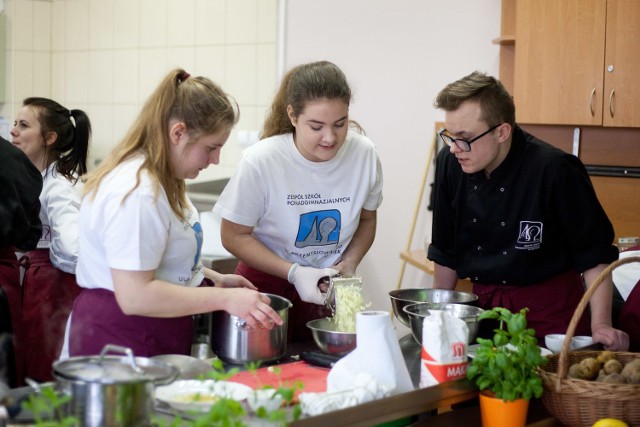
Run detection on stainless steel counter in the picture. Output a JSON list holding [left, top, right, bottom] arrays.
[[187, 178, 229, 212], [200, 255, 238, 274]]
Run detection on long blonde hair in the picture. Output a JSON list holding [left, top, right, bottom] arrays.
[[83, 69, 238, 220]]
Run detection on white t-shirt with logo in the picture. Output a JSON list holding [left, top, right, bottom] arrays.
[[76, 156, 204, 291], [213, 131, 383, 268]]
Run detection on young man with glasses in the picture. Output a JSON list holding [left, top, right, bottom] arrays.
[[427, 71, 629, 351]]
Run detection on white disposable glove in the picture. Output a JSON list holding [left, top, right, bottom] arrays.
[[288, 263, 339, 305]]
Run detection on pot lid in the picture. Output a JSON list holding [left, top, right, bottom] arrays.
[[53, 345, 179, 384]]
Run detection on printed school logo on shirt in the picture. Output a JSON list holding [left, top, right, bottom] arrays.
[[192, 221, 203, 267], [36, 225, 52, 249], [295, 209, 341, 248], [516, 221, 543, 250]]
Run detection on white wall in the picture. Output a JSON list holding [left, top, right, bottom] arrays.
[[1, 0, 278, 181], [284, 0, 501, 332], [2, 0, 501, 334]]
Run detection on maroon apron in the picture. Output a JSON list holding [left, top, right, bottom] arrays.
[[20, 249, 82, 382], [473, 269, 590, 344], [0, 246, 22, 387], [235, 261, 331, 344], [617, 278, 640, 352], [69, 288, 193, 357]]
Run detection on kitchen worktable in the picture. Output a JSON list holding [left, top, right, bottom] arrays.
[[289, 334, 561, 427], [4, 335, 562, 426], [409, 398, 563, 427]]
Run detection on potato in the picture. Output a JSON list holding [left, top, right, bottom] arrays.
[[621, 359, 640, 384], [568, 363, 582, 379], [602, 373, 626, 384], [577, 357, 602, 380], [603, 359, 623, 375], [595, 369, 607, 382], [597, 351, 616, 364]]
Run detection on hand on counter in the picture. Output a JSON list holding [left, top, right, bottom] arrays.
[[592, 324, 629, 351]]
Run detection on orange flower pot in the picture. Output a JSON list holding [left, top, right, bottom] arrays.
[[479, 390, 529, 427]]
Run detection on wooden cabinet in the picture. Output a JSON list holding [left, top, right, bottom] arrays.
[[513, 0, 640, 127], [494, 1, 640, 242], [602, 0, 640, 127]]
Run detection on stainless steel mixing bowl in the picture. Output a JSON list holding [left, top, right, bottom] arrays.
[[306, 318, 356, 356], [402, 302, 485, 345], [389, 288, 478, 327]]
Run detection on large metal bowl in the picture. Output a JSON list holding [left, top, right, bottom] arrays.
[[402, 302, 485, 345], [389, 288, 478, 327], [306, 318, 356, 356]]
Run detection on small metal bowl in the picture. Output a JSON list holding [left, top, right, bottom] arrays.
[[306, 318, 356, 356], [389, 288, 479, 327], [402, 302, 484, 345]]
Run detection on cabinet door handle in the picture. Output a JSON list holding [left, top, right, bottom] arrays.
[[609, 89, 615, 118], [589, 88, 596, 116]]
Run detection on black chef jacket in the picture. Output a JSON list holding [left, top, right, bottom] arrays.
[[427, 126, 618, 286], [0, 137, 43, 251]]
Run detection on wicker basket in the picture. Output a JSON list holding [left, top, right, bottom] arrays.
[[537, 256, 640, 427]]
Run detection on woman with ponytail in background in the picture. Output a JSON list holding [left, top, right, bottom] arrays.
[[10, 97, 90, 382]]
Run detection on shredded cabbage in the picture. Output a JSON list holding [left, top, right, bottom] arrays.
[[332, 282, 367, 333]]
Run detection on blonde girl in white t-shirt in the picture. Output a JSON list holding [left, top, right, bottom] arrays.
[[66, 69, 282, 357]]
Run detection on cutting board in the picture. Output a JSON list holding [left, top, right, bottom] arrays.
[[229, 361, 329, 397]]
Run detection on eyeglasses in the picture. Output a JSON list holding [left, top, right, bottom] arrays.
[[439, 123, 502, 152]]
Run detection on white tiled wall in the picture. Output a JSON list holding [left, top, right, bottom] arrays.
[[1, 0, 278, 182]]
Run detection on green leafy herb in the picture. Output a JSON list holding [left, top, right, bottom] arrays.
[[155, 358, 303, 427], [466, 307, 548, 402], [22, 384, 77, 427], [23, 358, 304, 427]]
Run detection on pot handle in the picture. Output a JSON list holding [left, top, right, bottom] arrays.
[[99, 344, 144, 374], [234, 318, 275, 330]]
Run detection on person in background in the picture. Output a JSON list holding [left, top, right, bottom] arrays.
[[0, 138, 42, 387], [10, 98, 90, 383], [66, 69, 282, 358], [427, 71, 628, 351], [612, 245, 640, 351], [612, 244, 640, 304], [214, 61, 383, 343]]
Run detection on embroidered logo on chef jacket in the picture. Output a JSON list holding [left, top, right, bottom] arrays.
[[516, 221, 543, 250], [295, 209, 340, 248]]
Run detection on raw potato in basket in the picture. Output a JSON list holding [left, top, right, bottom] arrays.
[[538, 256, 640, 427], [621, 359, 640, 384], [567, 351, 640, 384]]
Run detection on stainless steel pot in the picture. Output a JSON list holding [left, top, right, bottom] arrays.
[[53, 345, 178, 427], [210, 293, 291, 365]]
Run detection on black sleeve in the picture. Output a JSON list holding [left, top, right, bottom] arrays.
[[548, 152, 618, 272], [0, 139, 43, 250], [427, 147, 458, 270]]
